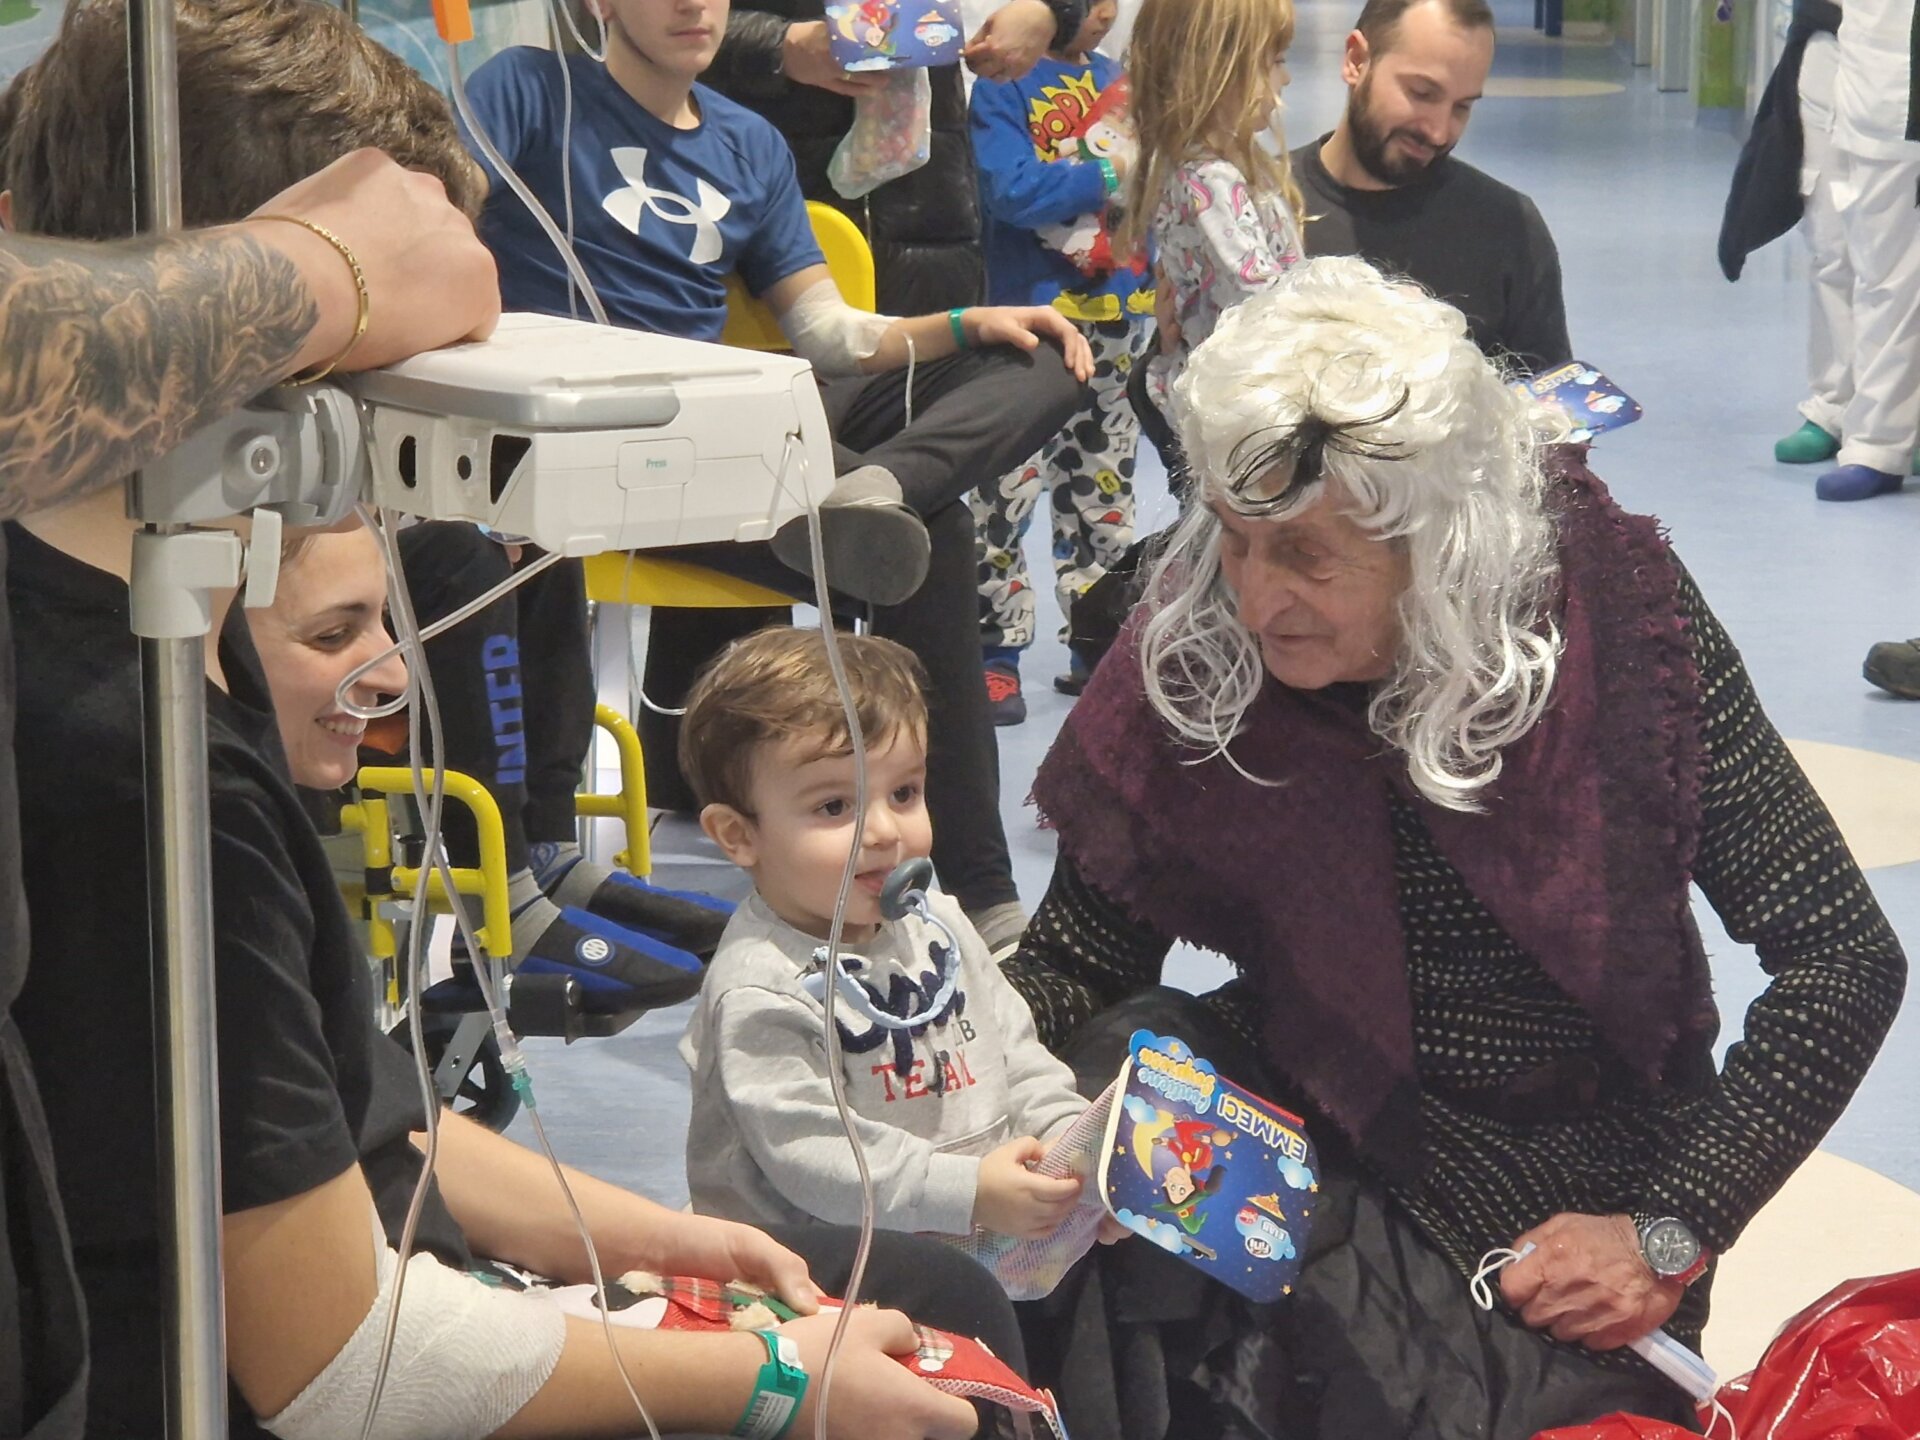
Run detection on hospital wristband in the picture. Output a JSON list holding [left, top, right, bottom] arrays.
[[731, 1328, 808, 1440], [256, 214, 370, 385], [948, 307, 971, 349]]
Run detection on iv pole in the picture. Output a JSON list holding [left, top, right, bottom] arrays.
[[129, 0, 232, 1432]]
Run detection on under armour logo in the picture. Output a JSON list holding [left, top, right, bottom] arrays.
[[602, 146, 732, 265]]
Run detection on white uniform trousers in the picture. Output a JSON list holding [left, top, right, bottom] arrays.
[[1830, 138, 1920, 473], [1797, 34, 1854, 435]]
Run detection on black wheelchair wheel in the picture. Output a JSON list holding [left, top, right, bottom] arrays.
[[393, 1009, 523, 1133]]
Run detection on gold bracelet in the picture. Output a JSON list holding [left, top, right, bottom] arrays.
[[255, 214, 370, 385]]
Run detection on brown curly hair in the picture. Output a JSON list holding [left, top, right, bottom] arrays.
[[679, 627, 928, 817]]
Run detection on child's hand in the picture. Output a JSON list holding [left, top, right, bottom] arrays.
[[973, 1136, 1083, 1238], [1096, 1214, 1132, 1244]]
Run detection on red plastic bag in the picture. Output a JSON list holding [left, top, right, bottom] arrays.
[[1715, 1267, 1920, 1440], [1532, 1268, 1920, 1440], [1530, 1417, 1697, 1440]]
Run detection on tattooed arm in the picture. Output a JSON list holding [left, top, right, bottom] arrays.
[[0, 149, 500, 521], [0, 228, 317, 519]]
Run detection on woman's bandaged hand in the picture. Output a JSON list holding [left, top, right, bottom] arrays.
[[1498, 1212, 1684, 1350]]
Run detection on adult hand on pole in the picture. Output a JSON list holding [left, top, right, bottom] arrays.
[[1498, 1212, 1685, 1349], [245, 148, 500, 377]]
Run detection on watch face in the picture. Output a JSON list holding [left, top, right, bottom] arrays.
[[1642, 1218, 1701, 1276]]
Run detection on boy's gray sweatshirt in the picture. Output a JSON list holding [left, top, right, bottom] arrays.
[[680, 891, 1087, 1235]]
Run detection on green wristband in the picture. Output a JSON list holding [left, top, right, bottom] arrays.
[[948, 307, 970, 349], [732, 1329, 808, 1440], [1095, 155, 1119, 196]]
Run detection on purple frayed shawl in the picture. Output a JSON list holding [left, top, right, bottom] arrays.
[[1032, 453, 1719, 1179]]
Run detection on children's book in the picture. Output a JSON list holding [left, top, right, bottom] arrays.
[[825, 0, 965, 71], [1511, 362, 1643, 444], [958, 1030, 1320, 1305]]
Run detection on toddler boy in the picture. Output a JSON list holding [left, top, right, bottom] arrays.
[[678, 628, 1088, 1246]]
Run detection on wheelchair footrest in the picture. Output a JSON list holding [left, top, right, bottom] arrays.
[[418, 969, 655, 1042]]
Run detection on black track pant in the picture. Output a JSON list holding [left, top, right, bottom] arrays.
[[395, 523, 595, 872]]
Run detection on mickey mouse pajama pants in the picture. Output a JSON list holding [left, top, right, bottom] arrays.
[[973, 317, 1149, 653]]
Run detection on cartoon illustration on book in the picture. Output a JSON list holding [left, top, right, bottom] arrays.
[[830, 0, 897, 52], [1134, 1115, 1231, 1244], [1510, 362, 1643, 442], [825, 0, 965, 70], [956, 1029, 1320, 1302], [912, 10, 961, 49], [1235, 1193, 1298, 1262]]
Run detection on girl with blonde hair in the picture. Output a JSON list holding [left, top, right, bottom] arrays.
[[1122, 0, 1304, 411]]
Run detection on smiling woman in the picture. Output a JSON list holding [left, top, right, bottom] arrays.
[[249, 522, 410, 791]]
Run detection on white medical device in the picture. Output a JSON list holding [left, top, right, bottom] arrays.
[[130, 312, 837, 557], [343, 313, 836, 555]]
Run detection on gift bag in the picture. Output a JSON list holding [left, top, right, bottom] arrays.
[[1529, 1417, 1697, 1440], [828, 67, 931, 200], [1716, 1267, 1920, 1440], [547, 1272, 1071, 1437], [1532, 1268, 1920, 1440]]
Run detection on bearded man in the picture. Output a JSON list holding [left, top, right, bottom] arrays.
[[1293, 0, 1573, 373]]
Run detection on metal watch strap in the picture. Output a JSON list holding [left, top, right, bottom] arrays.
[[1633, 1213, 1710, 1286]]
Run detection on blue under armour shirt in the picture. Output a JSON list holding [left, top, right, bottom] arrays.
[[462, 47, 825, 340]]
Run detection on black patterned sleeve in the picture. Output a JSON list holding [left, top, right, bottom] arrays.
[[1002, 856, 1177, 1052], [1636, 563, 1907, 1253]]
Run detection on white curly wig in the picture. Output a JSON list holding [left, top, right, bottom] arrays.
[[1142, 255, 1566, 812]]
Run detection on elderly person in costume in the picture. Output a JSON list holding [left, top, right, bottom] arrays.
[[1006, 257, 1906, 1440]]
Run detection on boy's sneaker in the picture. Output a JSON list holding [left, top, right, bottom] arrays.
[[770, 465, 930, 607], [1864, 639, 1920, 699], [574, 871, 734, 961], [1815, 464, 1906, 501], [508, 908, 705, 1013], [984, 658, 1026, 726], [1053, 655, 1090, 696], [1775, 421, 1841, 464]]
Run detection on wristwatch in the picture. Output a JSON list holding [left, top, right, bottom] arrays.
[[1632, 1213, 1710, 1286]]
